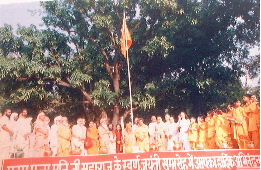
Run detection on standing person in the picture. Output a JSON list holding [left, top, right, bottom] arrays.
[[155, 116, 166, 151], [9, 113, 19, 157], [71, 118, 87, 155], [189, 117, 198, 150], [0, 109, 13, 159], [115, 124, 123, 153], [50, 116, 62, 156], [16, 108, 32, 157], [197, 116, 207, 150], [123, 122, 137, 153], [135, 118, 149, 152], [108, 123, 116, 154], [98, 118, 110, 154], [86, 121, 99, 155], [215, 110, 230, 149], [178, 112, 191, 150], [168, 117, 180, 150], [33, 111, 50, 157], [205, 112, 217, 149], [233, 100, 248, 149], [148, 116, 157, 151], [164, 114, 171, 151], [57, 117, 71, 156], [243, 94, 260, 149]]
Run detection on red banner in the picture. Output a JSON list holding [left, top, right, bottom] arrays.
[[2, 149, 260, 170]]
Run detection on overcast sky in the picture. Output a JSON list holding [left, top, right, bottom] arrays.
[[0, 1, 44, 28], [0, 0, 259, 87]]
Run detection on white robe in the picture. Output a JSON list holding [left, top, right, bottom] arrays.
[[0, 115, 11, 159], [71, 124, 86, 155]]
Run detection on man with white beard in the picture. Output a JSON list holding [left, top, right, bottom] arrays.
[[50, 115, 62, 156], [15, 108, 32, 157], [0, 108, 13, 159]]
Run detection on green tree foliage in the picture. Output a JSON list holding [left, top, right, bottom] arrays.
[[0, 0, 259, 121]]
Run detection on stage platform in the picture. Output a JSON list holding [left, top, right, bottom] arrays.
[[1, 149, 260, 170]]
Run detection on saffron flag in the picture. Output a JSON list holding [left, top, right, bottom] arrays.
[[120, 14, 132, 57]]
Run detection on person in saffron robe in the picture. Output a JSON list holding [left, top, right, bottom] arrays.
[[189, 117, 198, 150], [233, 100, 248, 149], [205, 112, 217, 149], [243, 94, 260, 149], [58, 117, 71, 156], [98, 118, 110, 154], [135, 118, 149, 152], [115, 124, 123, 153], [251, 94, 260, 148], [197, 116, 207, 150], [123, 122, 137, 153], [215, 110, 230, 149], [86, 121, 99, 155]]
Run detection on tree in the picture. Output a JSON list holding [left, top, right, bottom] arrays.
[[0, 0, 259, 121]]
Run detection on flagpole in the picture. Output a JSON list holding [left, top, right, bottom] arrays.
[[124, 11, 134, 128]]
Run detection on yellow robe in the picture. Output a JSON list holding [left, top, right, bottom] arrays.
[[135, 124, 149, 152], [189, 123, 198, 143], [123, 129, 136, 153], [233, 107, 248, 149], [215, 115, 229, 148], [58, 124, 71, 156], [189, 123, 198, 150], [197, 122, 207, 149], [87, 127, 99, 155]]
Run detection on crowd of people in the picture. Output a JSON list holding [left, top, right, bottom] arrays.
[[0, 94, 259, 160]]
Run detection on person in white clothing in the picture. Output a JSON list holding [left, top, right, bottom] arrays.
[[166, 116, 179, 151], [50, 115, 62, 156], [177, 112, 191, 150], [155, 116, 166, 151], [9, 113, 19, 157], [71, 118, 87, 155], [148, 116, 157, 150], [0, 108, 13, 159], [16, 108, 32, 157]]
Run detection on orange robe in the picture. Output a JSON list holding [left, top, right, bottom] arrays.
[[87, 127, 99, 155], [206, 117, 217, 149], [197, 122, 207, 149], [244, 102, 260, 148], [233, 107, 248, 149], [189, 123, 198, 150]]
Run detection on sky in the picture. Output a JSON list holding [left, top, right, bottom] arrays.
[[0, 0, 259, 88]]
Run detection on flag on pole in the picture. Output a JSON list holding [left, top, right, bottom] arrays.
[[120, 14, 132, 57]]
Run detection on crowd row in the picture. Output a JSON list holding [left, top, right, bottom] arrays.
[[0, 94, 259, 159]]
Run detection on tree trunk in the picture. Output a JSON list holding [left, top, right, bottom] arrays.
[[112, 64, 121, 125]]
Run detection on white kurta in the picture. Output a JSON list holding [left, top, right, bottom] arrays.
[[178, 119, 191, 150], [71, 124, 86, 155], [15, 117, 32, 157], [0, 115, 12, 159], [50, 124, 59, 156]]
